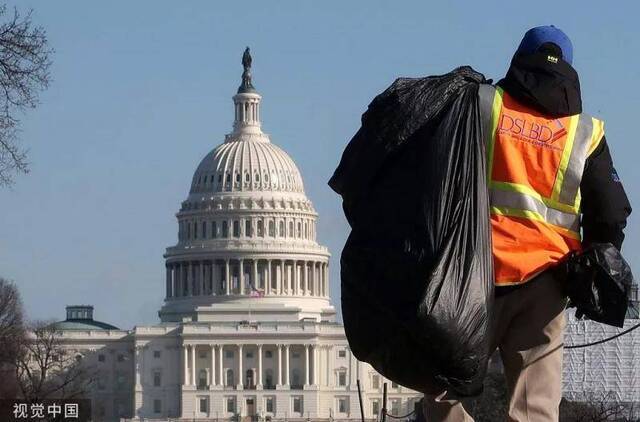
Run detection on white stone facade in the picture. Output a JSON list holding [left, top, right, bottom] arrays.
[[55, 55, 423, 422]]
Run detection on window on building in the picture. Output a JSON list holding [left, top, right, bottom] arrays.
[[338, 371, 347, 386], [246, 351, 253, 358], [199, 351, 207, 359], [266, 397, 274, 413], [202, 221, 207, 238], [391, 382, 398, 389], [372, 374, 380, 389], [288, 221, 294, 237], [391, 399, 400, 415], [297, 222, 301, 238], [245, 172, 250, 183], [226, 350, 234, 359], [153, 350, 161, 359], [153, 399, 162, 414], [226, 370, 234, 387], [233, 220, 240, 238], [116, 373, 126, 389], [338, 349, 346, 358], [98, 354, 105, 363], [292, 352, 300, 359], [153, 371, 162, 387], [222, 221, 229, 238], [245, 220, 251, 237], [372, 400, 380, 417], [265, 350, 273, 358], [200, 397, 209, 413], [97, 376, 107, 390], [235, 172, 241, 183], [293, 396, 303, 413], [254, 173, 259, 183], [279, 221, 285, 237], [268, 220, 275, 237], [257, 220, 264, 237], [226, 397, 236, 413], [194, 221, 198, 239], [211, 221, 217, 238], [117, 354, 125, 362], [338, 397, 349, 413]]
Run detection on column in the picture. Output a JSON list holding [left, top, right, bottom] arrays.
[[190, 345, 196, 386], [165, 265, 171, 298], [267, 260, 272, 296], [238, 344, 244, 389], [239, 259, 245, 295], [312, 345, 318, 385], [200, 261, 205, 295], [183, 345, 189, 385], [277, 344, 283, 386], [304, 345, 310, 386], [210, 345, 216, 388], [325, 346, 331, 386], [325, 263, 330, 297], [279, 260, 284, 295], [294, 262, 300, 295], [257, 344, 263, 389], [284, 344, 290, 387], [303, 261, 308, 295], [252, 259, 258, 291], [187, 262, 193, 296], [225, 259, 230, 295], [218, 345, 224, 386]]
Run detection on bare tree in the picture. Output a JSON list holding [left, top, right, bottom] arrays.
[[0, 277, 24, 362], [14, 321, 97, 402], [0, 277, 24, 398], [560, 391, 638, 422], [0, 5, 52, 186]]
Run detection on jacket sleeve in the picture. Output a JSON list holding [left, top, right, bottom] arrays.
[[580, 136, 632, 250]]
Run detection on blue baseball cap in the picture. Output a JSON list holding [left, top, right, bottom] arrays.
[[516, 25, 573, 65]]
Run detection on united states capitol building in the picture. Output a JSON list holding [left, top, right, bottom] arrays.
[[53, 50, 422, 421], [52, 50, 640, 421]]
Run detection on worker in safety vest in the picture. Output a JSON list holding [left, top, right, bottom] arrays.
[[423, 26, 631, 422]]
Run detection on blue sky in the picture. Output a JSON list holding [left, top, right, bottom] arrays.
[[1, 1, 639, 328]]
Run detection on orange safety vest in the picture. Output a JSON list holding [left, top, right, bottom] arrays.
[[478, 85, 605, 285]]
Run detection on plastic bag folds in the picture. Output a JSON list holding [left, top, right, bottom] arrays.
[[329, 67, 494, 397], [564, 243, 634, 328]]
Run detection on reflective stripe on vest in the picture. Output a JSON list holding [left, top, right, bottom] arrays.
[[477, 84, 605, 283]]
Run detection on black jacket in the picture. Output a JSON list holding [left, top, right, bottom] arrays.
[[497, 52, 631, 251]]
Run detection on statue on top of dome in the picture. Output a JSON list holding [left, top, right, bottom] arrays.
[[238, 46, 256, 93]]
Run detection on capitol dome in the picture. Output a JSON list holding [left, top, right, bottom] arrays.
[[159, 49, 332, 323]]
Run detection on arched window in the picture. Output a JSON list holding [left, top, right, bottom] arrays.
[[279, 221, 285, 237], [268, 220, 275, 237], [257, 220, 264, 237], [292, 369, 301, 387], [187, 222, 192, 239], [235, 172, 241, 184], [194, 221, 198, 239], [211, 221, 217, 239], [288, 221, 294, 237], [226, 369, 234, 387], [297, 222, 301, 238], [245, 172, 250, 183], [198, 369, 208, 389], [254, 172, 259, 183], [233, 221, 240, 238], [202, 221, 207, 239], [246, 369, 254, 388], [265, 369, 274, 389], [222, 221, 229, 238], [245, 220, 252, 237]]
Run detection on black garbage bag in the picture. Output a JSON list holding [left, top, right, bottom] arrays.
[[563, 243, 633, 328], [329, 67, 494, 397]]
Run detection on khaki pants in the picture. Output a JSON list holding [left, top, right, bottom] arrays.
[[423, 272, 568, 422]]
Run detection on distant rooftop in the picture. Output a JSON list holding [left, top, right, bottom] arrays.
[[52, 305, 119, 331]]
